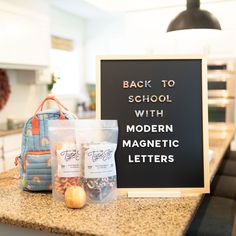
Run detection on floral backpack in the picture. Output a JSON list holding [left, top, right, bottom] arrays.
[[16, 95, 76, 191]]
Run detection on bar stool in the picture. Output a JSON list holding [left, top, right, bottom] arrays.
[[217, 159, 236, 177], [233, 216, 236, 236], [186, 195, 236, 236], [229, 151, 236, 161], [211, 175, 236, 200]]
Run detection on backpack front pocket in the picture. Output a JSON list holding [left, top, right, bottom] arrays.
[[23, 151, 52, 191]]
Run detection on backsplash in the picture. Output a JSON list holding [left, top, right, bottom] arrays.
[[0, 70, 47, 124]]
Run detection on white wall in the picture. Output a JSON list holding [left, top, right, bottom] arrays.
[[85, 15, 126, 83], [85, 1, 236, 83], [125, 1, 236, 56], [50, 7, 87, 112], [51, 7, 85, 92]]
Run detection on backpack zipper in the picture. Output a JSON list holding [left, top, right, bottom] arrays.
[[15, 155, 21, 166]]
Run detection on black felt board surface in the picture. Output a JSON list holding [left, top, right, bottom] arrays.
[[99, 59, 204, 188]]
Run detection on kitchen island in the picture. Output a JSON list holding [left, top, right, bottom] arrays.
[[0, 123, 235, 236]]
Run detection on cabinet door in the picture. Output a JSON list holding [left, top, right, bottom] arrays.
[[3, 134, 21, 171], [4, 150, 20, 171], [3, 134, 21, 153], [0, 8, 50, 66]]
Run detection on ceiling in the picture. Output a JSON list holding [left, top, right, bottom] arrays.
[[84, 0, 198, 11], [51, 0, 233, 19], [51, 0, 111, 19]]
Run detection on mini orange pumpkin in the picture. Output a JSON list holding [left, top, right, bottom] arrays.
[[64, 186, 87, 209]]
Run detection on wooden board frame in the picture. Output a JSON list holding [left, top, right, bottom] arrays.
[[96, 55, 209, 196]]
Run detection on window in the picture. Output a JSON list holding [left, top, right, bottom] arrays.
[[50, 36, 80, 96]]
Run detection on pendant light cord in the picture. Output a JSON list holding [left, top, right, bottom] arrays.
[[187, 0, 200, 9]]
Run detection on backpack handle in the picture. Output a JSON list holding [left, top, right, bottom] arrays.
[[36, 95, 69, 114], [40, 95, 78, 120], [32, 95, 68, 135]]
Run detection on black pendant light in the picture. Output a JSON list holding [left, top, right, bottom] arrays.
[[167, 0, 221, 32]]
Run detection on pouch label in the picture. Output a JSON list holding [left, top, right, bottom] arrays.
[[84, 143, 117, 178], [57, 144, 81, 177]]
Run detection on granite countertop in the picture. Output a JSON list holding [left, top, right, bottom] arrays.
[[0, 123, 235, 236], [0, 128, 22, 137]]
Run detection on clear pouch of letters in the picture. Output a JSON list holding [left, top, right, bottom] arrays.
[[49, 119, 118, 203], [76, 120, 118, 203]]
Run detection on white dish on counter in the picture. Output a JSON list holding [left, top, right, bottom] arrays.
[[208, 149, 214, 162]]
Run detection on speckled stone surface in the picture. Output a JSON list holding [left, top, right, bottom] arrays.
[[0, 123, 234, 236], [0, 128, 22, 137]]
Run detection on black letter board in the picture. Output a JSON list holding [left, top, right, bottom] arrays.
[[96, 55, 209, 196]]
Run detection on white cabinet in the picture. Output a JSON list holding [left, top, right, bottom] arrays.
[[0, 138, 4, 173], [0, 1, 50, 67], [2, 134, 21, 172], [3, 134, 21, 153], [4, 150, 20, 171], [0, 159, 4, 173]]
